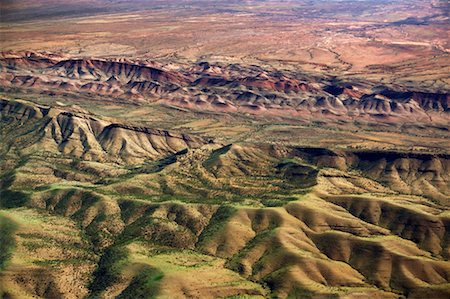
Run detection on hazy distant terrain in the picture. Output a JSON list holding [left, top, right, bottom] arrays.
[[0, 1, 449, 298]]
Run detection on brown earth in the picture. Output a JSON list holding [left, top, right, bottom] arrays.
[[1, 1, 450, 298]]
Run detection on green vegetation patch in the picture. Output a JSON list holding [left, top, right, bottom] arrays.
[[117, 266, 164, 299], [202, 144, 232, 169], [0, 189, 29, 208], [286, 287, 321, 299], [0, 214, 18, 270], [261, 196, 301, 207], [275, 160, 318, 188], [227, 229, 276, 275], [197, 205, 237, 247], [0, 170, 29, 208], [89, 245, 129, 297]]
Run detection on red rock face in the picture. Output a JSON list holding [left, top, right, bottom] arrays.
[[1, 51, 449, 124], [238, 77, 313, 93], [48, 59, 188, 84]]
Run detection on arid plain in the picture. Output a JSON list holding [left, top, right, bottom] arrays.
[[0, 0, 450, 298]]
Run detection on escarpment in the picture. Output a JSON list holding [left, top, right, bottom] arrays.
[[0, 99, 208, 163], [10, 190, 449, 298], [47, 58, 189, 85], [1, 51, 449, 124], [1, 0, 450, 297], [1, 52, 450, 298], [2, 134, 450, 298], [288, 147, 450, 203]]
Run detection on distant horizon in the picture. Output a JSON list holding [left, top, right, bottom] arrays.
[[1, 1, 449, 298]]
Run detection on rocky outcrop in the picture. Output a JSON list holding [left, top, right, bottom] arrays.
[[0, 99, 208, 163], [289, 147, 450, 203], [1, 51, 448, 123]]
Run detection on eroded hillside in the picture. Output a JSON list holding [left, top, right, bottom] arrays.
[[1, 1, 450, 297], [1, 52, 449, 125], [1, 99, 449, 298]]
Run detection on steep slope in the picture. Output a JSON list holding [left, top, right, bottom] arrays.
[[289, 147, 450, 204], [0, 99, 208, 163], [2, 184, 449, 298], [1, 134, 450, 298], [1, 51, 450, 298], [1, 51, 449, 124], [47, 58, 189, 85]]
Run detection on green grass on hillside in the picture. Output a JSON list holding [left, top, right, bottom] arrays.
[[117, 266, 163, 299], [0, 214, 18, 270], [89, 245, 129, 297], [197, 205, 237, 246]]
